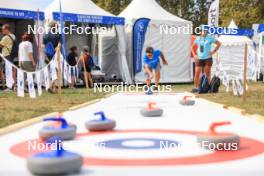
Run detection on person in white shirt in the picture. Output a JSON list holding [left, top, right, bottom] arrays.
[[19, 33, 36, 72]]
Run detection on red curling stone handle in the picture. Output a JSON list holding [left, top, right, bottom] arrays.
[[209, 121, 231, 134], [148, 102, 156, 109], [183, 96, 192, 101]]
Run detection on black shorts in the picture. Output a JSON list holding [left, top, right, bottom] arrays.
[[81, 67, 91, 73], [196, 58, 213, 67]]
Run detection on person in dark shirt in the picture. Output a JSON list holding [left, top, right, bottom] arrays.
[[67, 46, 78, 88], [43, 22, 61, 64], [79, 46, 94, 88], [43, 22, 61, 93]]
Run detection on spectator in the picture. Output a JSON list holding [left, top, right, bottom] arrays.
[[67, 46, 78, 88], [43, 22, 61, 93], [18, 33, 36, 72], [191, 35, 198, 80], [143, 46, 168, 92], [191, 25, 221, 93], [79, 46, 94, 88], [0, 24, 16, 91]]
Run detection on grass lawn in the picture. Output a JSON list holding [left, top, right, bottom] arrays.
[[0, 88, 107, 128], [172, 82, 264, 116], [0, 82, 263, 128]]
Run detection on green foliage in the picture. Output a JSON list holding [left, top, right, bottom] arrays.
[[220, 0, 264, 28], [92, 0, 264, 28], [92, 0, 131, 15]]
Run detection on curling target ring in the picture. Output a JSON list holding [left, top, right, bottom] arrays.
[[10, 129, 264, 166]]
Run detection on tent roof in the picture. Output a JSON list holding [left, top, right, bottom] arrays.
[[45, 0, 124, 25], [0, 0, 49, 20], [218, 20, 252, 46], [119, 0, 190, 23]]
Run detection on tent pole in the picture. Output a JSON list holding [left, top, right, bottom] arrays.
[[57, 43, 62, 103], [243, 44, 248, 103]]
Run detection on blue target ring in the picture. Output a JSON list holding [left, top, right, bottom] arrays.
[[99, 138, 180, 150]]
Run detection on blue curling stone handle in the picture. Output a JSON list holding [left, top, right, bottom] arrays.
[[34, 136, 68, 158], [43, 118, 69, 129], [94, 111, 108, 121], [34, 150, 78, 159]]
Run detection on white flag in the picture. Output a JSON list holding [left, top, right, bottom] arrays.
[[17, 69, 24, 97], [208, 0, 219, 27], [27, 73, 36, 98], [68, 66, 72, 84], [5, 60, 14, 89], [222, 71, 229, 92], [43, 67, 50, 91], [51, 60, 57, 81], [63, 61, 68, 82], [247, 48, 256, 80], [73, 67, 76, 82], [232, 79, 238, 96], [36, 71, 42, 96], [236, 79, 243, 95]]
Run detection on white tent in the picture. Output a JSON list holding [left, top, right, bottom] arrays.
[[0, 0, 49, 67], [45, 0, 132, 84], [119, 0, 193, 83], [213, 20, 254, 80]]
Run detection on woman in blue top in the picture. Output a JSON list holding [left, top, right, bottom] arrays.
[[191, 25, 221, 93], [143, 47, 168, 92]]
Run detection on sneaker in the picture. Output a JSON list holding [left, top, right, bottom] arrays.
[[191, 88, 199, 93], [153, 86, 158, 92]]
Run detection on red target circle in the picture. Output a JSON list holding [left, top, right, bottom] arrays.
[[10, 129, 264, 166]]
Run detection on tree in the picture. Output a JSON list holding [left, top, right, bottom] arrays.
[[92, 0, 131, 15], [220, 0, 264, 28]]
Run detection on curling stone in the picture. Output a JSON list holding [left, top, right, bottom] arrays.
[[140, 102, 163, 117], [85, 111, 116, 131], [197, 122, 240, 151], [27, 137, 83, 175], [179, 96, 195, 106], [39, 118, 77, 141]]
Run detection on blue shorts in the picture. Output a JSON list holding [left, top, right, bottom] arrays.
[[145, 63, 161, 72], [145, 63, 161, 78]]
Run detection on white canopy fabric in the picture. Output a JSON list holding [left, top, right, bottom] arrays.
[[45, 0, 114, 20], [218, 20, 252, 46], [119, 0, 193, 83], [119, 0, 189, 23], [212, 20, 254, 80]]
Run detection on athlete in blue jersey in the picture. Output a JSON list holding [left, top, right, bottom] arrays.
[[143, 47, 168, 91]]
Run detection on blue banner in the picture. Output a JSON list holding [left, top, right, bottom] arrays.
[[203, 26, 254, 37], [133, 18, 150, 75], [53, 12, 125, 25], [258, 24, 264, 33], [0, 8, 45, 20]]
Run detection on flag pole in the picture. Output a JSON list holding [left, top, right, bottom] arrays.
[[57, 43, 62, 103], [243, 44, 248, 103], [36, 8, 41, 69]]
